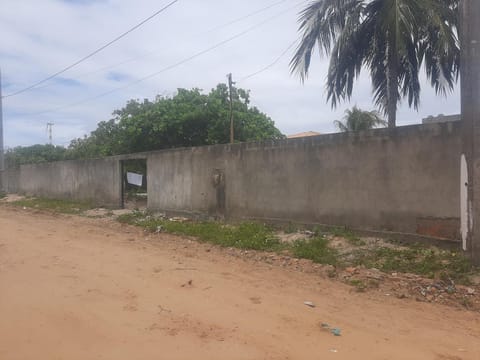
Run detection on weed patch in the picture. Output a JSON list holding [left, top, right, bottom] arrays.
[[118, 212, 281, 251], [292, 237, 339, 266], [351, 245, 474, 284], [349, 279, 367, 292], [11, 197, 94, 214], [331, 227, 365, 246], [283, 222, 299, 234], [314, 225, 365, 246], [116, 211, 146, 224], [119, 212, 475, 282]]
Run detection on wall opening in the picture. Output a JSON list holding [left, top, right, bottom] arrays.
[[121, 159, 147, 210]]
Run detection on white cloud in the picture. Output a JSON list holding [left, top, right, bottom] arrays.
[[0, 0, 460, 147]]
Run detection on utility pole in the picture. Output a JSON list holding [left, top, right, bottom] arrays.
[[0, 69, 4, 191], [227, 73, 234, 144], [46, 122, 54, 145], [460, 0, 480, 265]]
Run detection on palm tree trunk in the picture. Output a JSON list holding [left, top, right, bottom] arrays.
[[386, 43, 398, 128], [386, 70, 397, 128], [386, 4, 399, 129]]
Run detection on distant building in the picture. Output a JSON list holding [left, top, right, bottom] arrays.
[[287, 131, 321, 139], [422, 114, 461, 124]]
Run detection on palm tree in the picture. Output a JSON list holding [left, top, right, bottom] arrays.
[[291, 0, 459, 128], [334, 106, 387, 131]]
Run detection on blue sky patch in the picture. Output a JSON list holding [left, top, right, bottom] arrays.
[[60, 0, 105, 5], [106, 71, 130, 82], [54, 77, 84, 88]]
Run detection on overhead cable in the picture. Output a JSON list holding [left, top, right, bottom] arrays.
[[238, 40, 297, 82], [2, 0, 179, 99], [20, 2, 303, 117], [17, 0, 295, 94]]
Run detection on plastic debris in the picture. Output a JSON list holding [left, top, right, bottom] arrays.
[[331, 328, 341, 336], [169, 217, 189, 222], [304, 301, 315, 308], [320, 322, 342, 336], [446, 285, 456, 294]]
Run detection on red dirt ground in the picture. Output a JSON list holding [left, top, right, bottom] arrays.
[[0, 206, 479, 359]]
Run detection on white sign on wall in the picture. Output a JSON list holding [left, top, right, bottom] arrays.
[[126, 172, 143, 187]]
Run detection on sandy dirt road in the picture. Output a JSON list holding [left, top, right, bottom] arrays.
[[0, 206, 479, 360]]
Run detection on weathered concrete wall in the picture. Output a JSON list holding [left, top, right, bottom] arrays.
[[147, 122, 462, 239], [2, 122, 462, 240], [147, 146, 228, 218], [10, 158, 121, 207], [1, 168, 20, 193]]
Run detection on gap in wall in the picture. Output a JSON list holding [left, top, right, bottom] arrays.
[[121, 159, 147, 210]]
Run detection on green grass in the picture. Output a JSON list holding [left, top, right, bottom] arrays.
[[118, 212, 281, 251], [116, 210, 146, 224], [329, 227, 366, 246], [118, 212, 476, 283], [349, 279, 367, 292], [292, 236, 340, 266], [314, 225, 366, 246], [0, 191, 6, 199], [283, 222, 299, 234], [11, 197, 94, 214], [119, 212, 338, 264], [351, 245, 474, 283]]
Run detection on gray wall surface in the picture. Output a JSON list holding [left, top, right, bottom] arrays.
[[4, 158, 121, 207], [148, 122, 462, 239], [0, 168, 20, 193], [2, 122, 462, 240]]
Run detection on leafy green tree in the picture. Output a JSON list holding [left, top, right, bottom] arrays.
[[5, 144, 67, 167], [205, 84, 284, 143], [334, 106, 386, 132], [290, 0, 459, 128], [66, 84, 284, 159], [5, 85, 283, 165], [64, 119, 124, 160]]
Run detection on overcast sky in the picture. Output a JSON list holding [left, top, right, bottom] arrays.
[[1, 0, 460, 148]]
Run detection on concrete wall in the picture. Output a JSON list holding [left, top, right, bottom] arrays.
[[148, 122, 462, 240], [0, 168, 20, 193], [147, 145, 228, 218], [5, 158, 121, 207], [2, 121, 462, 240]]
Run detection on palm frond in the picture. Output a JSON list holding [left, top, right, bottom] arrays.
[[335, 106, 386, 132], [291, 0, 459, 125], [290, 0, 364, 82], [333, 119, 349, 131]]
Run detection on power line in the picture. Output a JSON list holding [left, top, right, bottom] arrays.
[[2, 0, 179, 99], [15, 0, 295, 95], [19, 2, 304, 118], [205, 0, 291, 33], [238, 40, 297, 82]]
